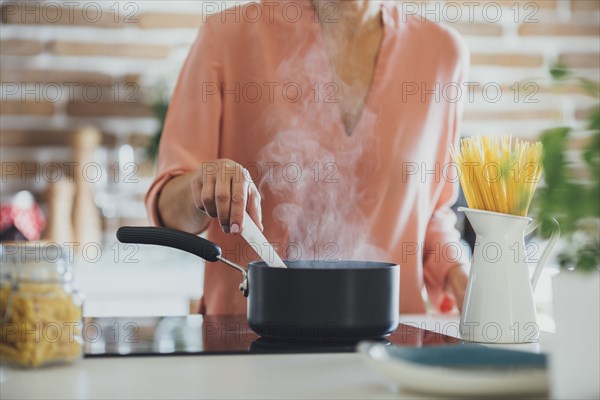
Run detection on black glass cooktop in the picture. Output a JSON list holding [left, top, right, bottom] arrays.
[[83, 315, 460, 357]]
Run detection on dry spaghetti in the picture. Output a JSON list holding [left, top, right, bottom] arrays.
[[450, 135, 543, 217]]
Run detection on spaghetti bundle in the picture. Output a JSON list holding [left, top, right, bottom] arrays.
[[450, 135, 543, 217]]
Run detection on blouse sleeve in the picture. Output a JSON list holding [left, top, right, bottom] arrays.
[[145, 20, 222, 226]]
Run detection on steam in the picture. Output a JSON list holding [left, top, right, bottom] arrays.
[[257, 24, 385, 262], [258, 119, 383, 262]]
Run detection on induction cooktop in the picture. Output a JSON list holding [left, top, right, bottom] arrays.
[[83, 315, 461, 357]]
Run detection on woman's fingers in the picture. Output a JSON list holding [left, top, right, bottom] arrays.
[[190, 174, 205, 212], [446, 266, 468, 313], [200, 176, 217, 218], [214, 173, 233, 233], [229, 171, 249, 234], [194, 159, 262, 234]]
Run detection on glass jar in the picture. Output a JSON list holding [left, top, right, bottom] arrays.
[[0, 242, 83, 367]]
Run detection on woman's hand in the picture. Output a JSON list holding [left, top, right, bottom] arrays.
[[158, 159, 263, 235], [191, 159, 263, 234], [445, 265, 468, 312]]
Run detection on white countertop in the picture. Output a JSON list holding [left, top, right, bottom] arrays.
[[0, 314, 553, 399]]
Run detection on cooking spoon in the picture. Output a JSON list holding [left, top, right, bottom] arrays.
[[241, 211, 286, 268]]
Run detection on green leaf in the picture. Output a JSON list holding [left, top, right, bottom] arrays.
[[147, 100, 170, 161], [578, 78, 600, 98], [533, 65, 600, 270], [587, 105, 600, 132], [540, 127, 569, 187], [575, 237, 600, 272], [550, 62, 571, 82]]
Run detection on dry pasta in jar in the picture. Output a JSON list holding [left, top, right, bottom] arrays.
[[0, 243, 83, 368]]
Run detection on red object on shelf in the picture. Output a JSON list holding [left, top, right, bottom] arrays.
[[0, 205, 13, 232], [0, 193, 46, 241]]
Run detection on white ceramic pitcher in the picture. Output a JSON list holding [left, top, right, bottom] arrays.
[[459, 207, 560, 343]]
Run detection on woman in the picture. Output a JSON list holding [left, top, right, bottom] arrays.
[[147, 0, 469, 315]]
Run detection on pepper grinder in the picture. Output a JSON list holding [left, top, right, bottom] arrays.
[[43, 180, 76, 244], [72, 127, 103, 248]]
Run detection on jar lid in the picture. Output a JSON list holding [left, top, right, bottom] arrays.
[[1, 242, 73, 283]]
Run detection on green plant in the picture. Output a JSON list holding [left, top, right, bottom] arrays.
[[146, 99, 169, 161], [146, 81, 171, 161], [533, 64, 600, 271]]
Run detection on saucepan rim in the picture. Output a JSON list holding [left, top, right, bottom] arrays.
[[248, 259, 399, 270]]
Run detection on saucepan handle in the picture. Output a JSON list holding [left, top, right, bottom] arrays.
[[117, 226, 222, 262], [116, 226, 249, 296]]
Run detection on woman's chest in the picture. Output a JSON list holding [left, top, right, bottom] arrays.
[[321, 25, 384, 135]]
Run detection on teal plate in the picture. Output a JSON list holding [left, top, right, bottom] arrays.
[[359, 342, 548, 397]]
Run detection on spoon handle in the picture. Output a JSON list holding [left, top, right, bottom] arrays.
[[241, 211, 287, 268]]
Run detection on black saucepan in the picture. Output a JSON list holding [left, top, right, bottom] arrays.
[[116, 226, 400, 341]]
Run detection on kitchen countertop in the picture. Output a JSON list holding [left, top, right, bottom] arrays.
[[0, 314, 553, 399]]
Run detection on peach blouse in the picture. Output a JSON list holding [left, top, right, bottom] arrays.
[[146, 0, 470, 315]]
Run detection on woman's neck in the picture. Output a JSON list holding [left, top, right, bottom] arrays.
[[313, 0, 382, 41], [313, 0, 382, 27]]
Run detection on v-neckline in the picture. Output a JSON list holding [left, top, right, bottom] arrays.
[[312, 3, 389, 138]]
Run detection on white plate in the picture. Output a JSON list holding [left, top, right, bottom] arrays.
[[358, 342, 548, 397]]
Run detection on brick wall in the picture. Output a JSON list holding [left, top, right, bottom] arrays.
[[1, 0, 599, 229]]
